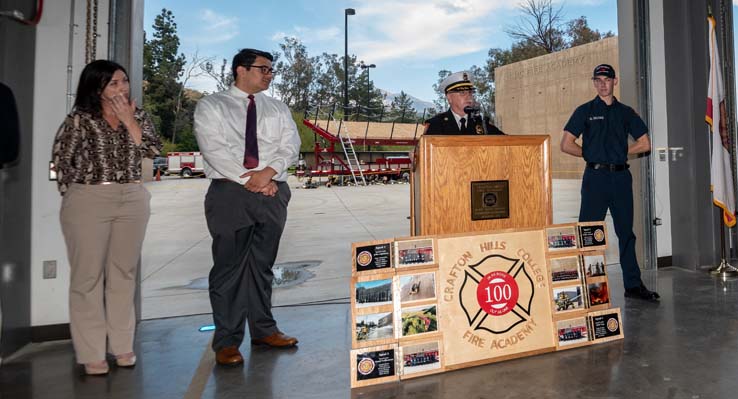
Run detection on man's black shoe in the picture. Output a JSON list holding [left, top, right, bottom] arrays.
[[624, 283, 660, 302]]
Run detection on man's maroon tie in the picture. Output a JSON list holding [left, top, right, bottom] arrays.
[[243, 94, 259, 169]]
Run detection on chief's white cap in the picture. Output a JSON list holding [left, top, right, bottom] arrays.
[[441, 71, 475, 93]]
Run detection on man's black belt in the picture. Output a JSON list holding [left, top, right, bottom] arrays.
[[586, 162, 629, 171]]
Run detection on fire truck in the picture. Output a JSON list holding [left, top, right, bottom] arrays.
[[166, 152, 205, 177]]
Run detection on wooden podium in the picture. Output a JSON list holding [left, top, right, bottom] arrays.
[[411, 135, 552, 236]]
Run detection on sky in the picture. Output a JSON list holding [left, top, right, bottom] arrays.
[[144, 0, 619, 102]]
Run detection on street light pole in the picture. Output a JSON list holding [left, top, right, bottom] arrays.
[[344, 8, 355, 121]]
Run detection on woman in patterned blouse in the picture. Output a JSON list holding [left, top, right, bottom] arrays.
[[52, 60, 162, 376]]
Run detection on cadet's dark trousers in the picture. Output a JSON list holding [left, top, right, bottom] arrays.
[[578, 168, 642, 289], [204, 179, 290, 351]]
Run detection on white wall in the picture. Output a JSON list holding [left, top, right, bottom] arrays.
[[649, 0, 673, 258], [31, 0, 110, 326]]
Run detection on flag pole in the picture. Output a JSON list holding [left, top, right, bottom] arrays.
[[709, 217, 738, 277], [706, 4, 738, 277]]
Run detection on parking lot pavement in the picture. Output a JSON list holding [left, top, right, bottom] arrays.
[[140, 177, 413, 319], [141, 176, 616, 320]]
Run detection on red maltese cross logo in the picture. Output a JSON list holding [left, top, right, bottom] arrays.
[[459, 254, 535, 334]]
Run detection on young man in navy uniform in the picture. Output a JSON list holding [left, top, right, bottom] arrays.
[[561, 64, 659, 302], [424, 71, 504, 135]]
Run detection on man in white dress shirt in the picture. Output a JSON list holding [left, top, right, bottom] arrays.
[[194, 48, 301, 366]]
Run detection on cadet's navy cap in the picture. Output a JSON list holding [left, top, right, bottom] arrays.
[[593, 64, 616, 78], [441, 71, 475, 93]]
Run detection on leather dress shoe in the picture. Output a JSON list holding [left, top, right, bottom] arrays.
[[625, 283, 660, 302], [251, 332, 298, 348], [215, 346, 244, 366]]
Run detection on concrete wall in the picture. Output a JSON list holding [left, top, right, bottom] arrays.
[[0, 0, 36, 360], [29, 0, 110, 327], [495, 37, 620, 179]]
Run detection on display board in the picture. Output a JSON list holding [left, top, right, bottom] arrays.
[[349, 221, 620, 388]]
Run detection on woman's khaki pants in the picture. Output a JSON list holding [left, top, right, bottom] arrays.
[[60, 183, 150, 364]]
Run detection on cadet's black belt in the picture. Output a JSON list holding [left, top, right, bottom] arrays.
[[586, 162, 629, 171]]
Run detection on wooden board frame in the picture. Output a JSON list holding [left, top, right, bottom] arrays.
[[349, 224, 625, 389], [351, 307, 397, 349], [397, 301, 441, 342], [443, 346, 556, 371], [394, 268, 438, 307], [545, 223, 579, 253], [585, 279, 611, 311], [548, 253, 583, 285], [398, 336, 445, 379], [581, 251, 608, 280], [581, 251, 610, 311], [587, 308, 624, 344], [554, 315, 592, 350], [350, 344, 399, 388], [352, 239, 395, 276], [352, 273, 395, 311], [551, 284, 587, 317], [393, 236, 438, 271], [577, 221, 608, 251]]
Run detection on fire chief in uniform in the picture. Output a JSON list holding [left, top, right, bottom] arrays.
[[561, 64, 659, 302], [424, 71, 505, 135]]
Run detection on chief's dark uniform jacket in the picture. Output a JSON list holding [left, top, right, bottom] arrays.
[[424, 110, 505, 135]]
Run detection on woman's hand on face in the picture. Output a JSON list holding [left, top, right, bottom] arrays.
[[108, 94, 143, 144], [110, 94, 137, 127]]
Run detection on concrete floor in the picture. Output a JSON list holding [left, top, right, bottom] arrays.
[[140, 177, 619, 320], [1, 177, 642, 398], [4, 267, 738, 398], [140, 177, 418, 319]]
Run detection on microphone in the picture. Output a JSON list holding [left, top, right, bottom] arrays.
[[463, 105, 480, 114], [465, 103, 489, 135]]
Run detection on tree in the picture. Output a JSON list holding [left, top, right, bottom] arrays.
[[505, 0, 567, 53], [273, 37, 316, 111], [352, 66, 384, 121], [468, 65, 495, 118], [340, 54, 361, 119], [312, 53, 343, 107], [486, 40, 548, 82], [431, 70, 452, 111], [390, 91, 417, 122], [171, 51, 212, 145], [143, 9, 186, 141], [567, 16, 614, 47], [203, 58, 233, 92], [466, 5, 613, 119], [171, 88, 203, 151]]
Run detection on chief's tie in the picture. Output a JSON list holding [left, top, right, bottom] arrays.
[[243, 94, 259, 169], [460, 117, 467, 133]]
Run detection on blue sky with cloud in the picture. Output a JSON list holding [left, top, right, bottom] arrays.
[[145, 0, 618, 101]]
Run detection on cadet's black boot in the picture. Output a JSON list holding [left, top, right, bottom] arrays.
[[624, 283, 660, 302]]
